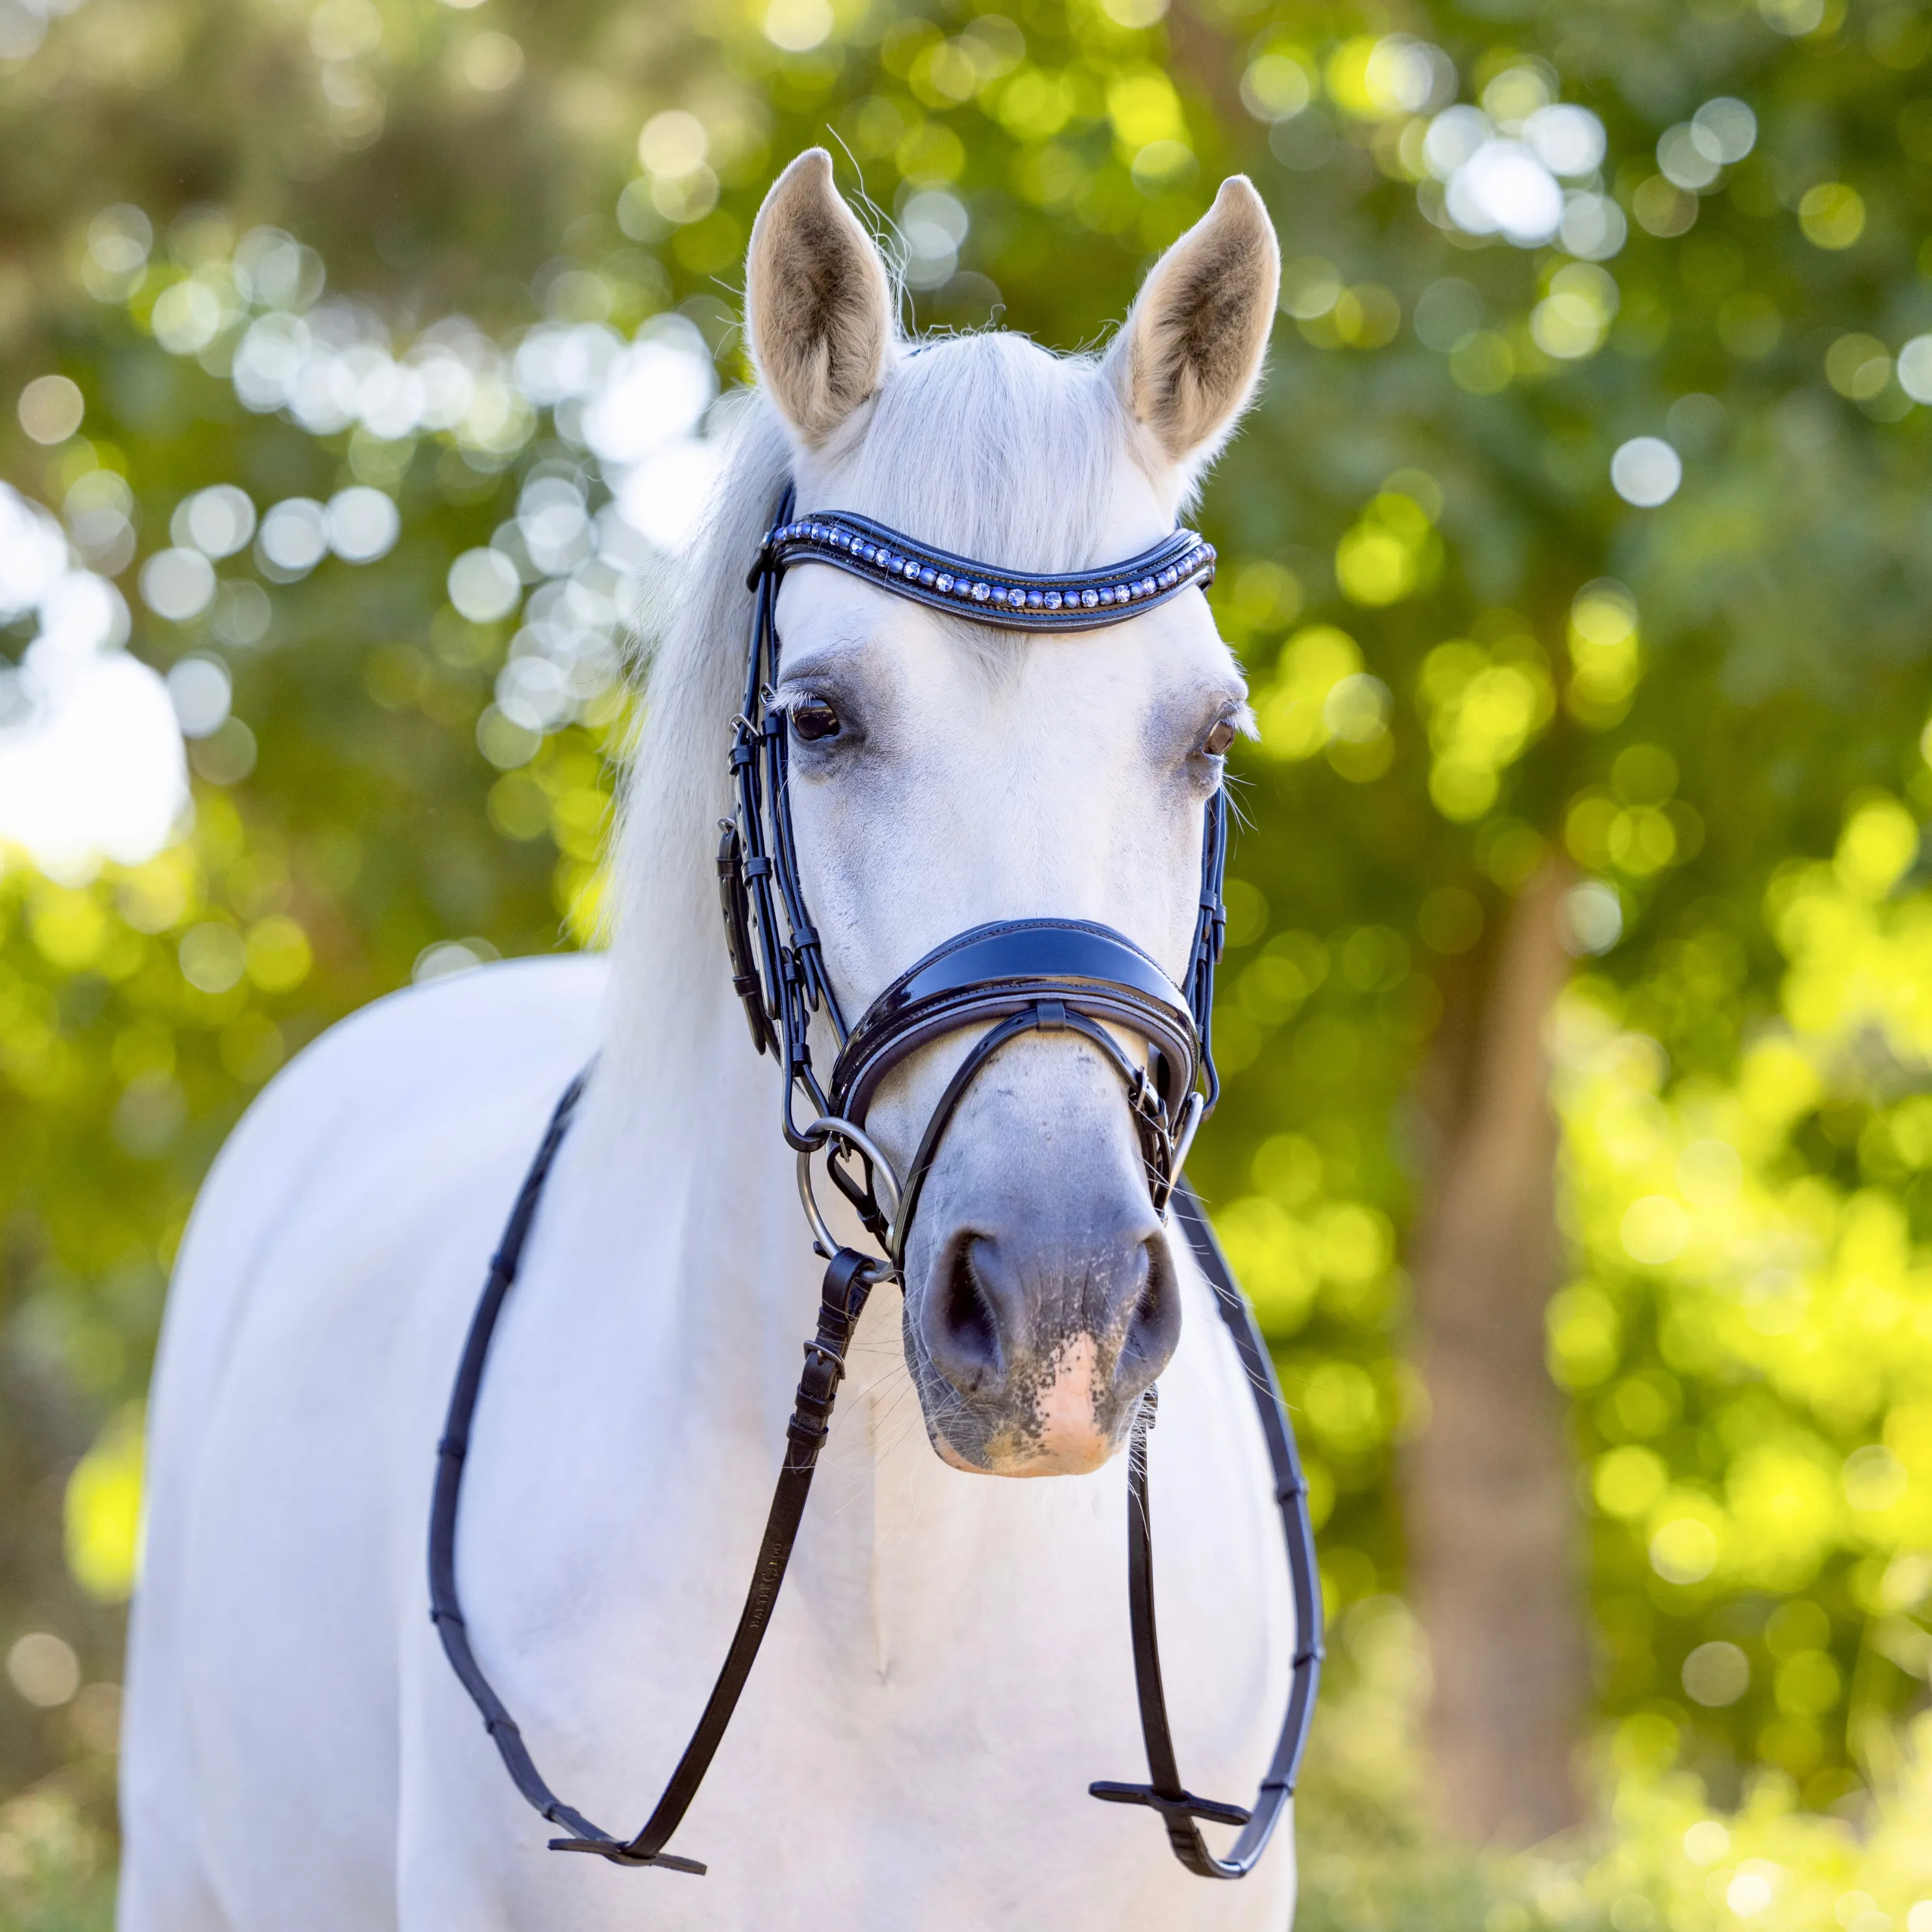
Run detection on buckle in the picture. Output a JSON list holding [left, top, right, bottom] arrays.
[[1087, 1782, 1252, 1830], [548, 1837, 708, 1876], [799, 1339, 847, 1401]]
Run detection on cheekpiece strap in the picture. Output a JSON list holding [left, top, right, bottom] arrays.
[[760, 510, 1215, 632]]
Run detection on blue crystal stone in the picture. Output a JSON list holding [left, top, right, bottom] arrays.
[[859, 544, 876, 563], [972, 582, 990, 601], [920, 567, 937, 587], [1159, 568, 1178, 589], [1026, 591, 1044, 610]]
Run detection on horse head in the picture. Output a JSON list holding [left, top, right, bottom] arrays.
[[744, 151, 1278, 1477]]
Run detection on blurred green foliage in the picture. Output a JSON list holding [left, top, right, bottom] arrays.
[[8, 0, 1932, 1920]]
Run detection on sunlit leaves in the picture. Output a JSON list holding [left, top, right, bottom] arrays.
[[62, 1406, 143, 1603], [1799, 182, 1867, 250], [1565, 582, 1643, 727], [1416, 631, 1553, 822], [1335, 489, 1441, 607], [1553, 784, 1932, 1801]]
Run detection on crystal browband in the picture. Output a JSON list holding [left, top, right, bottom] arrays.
[[757, 510, 1216, 632]]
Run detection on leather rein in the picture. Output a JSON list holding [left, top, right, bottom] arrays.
[[429, 490, 1323, 1881]]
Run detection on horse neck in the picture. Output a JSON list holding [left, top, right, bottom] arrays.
[[570, 938, 824, 1448]]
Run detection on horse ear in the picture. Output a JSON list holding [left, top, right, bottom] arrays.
[[747, 150, 896, 446], [1108, 176, 1280, 472]]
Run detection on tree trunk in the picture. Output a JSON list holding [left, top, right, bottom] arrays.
[[1406, 866, 1585, 1845]]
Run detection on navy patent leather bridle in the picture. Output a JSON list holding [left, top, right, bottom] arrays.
[[429, 489, 1322, 1883]]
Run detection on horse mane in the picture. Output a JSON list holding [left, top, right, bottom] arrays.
[[596, 330, 1140, 1116]]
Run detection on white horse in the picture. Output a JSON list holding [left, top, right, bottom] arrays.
[[119, 152, 1295, 1931]]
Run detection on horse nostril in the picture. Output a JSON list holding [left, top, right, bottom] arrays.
[[1118, 1233, 1179, 1382], [931, 1232, 1004, 1395]]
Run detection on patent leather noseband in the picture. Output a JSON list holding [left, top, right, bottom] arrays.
[[430, 487, 1321, 1882]]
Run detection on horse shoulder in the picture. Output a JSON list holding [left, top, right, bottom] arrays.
[[152, 952, 607, 1424], [124, 954, 610, 1924]]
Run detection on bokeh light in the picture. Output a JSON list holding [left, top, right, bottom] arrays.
[[16, 374, 83, 444], [1611, 436, 1683, 507]]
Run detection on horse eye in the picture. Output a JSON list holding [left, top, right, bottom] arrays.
[[790, 695, 842, 744], [1202, 718, 1237, 758]]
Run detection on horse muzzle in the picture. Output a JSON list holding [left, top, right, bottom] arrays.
[[892, 1032, 1184, 1475]]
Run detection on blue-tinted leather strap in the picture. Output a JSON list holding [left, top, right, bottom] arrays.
[[760, 510, 1216, 632], [829, 919, 1200, 1129]]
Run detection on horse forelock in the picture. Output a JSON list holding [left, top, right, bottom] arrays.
[[598, 330, 1136, 1118], [818, 332, 1120, 574]]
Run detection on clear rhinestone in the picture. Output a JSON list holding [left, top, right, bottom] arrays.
[[1081, 588, 1099, 608], [936, 572, 954, 593], [1044, 591, 1062, 610], [972, 582, 990, 600]]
